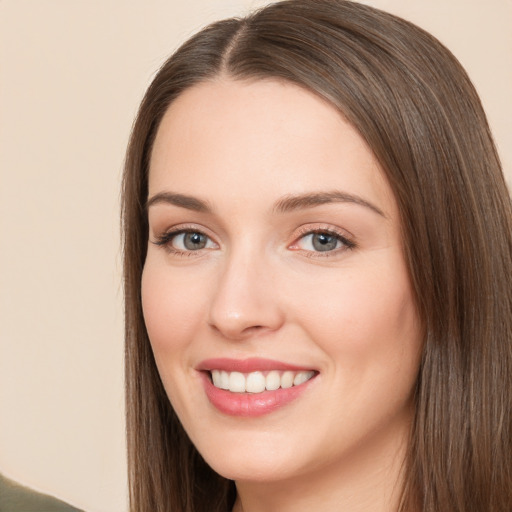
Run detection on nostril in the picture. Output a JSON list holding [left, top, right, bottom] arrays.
[[209, 321, 275, 341]]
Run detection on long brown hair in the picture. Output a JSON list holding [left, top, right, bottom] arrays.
[[122, 1, 512, 510]]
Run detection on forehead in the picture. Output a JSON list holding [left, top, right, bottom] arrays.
[[148, 78, 396, 217]]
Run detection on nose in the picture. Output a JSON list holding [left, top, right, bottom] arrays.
[[207, 250, 285, 341]]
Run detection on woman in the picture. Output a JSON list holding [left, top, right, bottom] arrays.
[[122, 1, 512, 510]]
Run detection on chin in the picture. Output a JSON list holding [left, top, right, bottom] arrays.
[[189, 429, 304, 482], [208, 456, 299, 483]]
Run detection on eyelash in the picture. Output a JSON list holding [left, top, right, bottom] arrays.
[[152, 225, 214, 257], [151, 225, 356, 258], [290, 226, 356, 257]]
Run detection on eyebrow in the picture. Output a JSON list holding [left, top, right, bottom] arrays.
[[273, 191, 386, 217], [146, 192, 212, 213], [146, 190, 386, 218]]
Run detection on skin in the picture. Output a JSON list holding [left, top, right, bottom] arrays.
[[142, 78, 423, 512]]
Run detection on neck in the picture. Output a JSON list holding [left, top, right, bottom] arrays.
[[232, 421, 410, 512]]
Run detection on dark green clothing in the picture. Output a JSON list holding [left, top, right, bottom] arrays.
[[0, 474, 83, 512]]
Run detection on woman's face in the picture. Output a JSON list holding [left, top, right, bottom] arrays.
[[142, 78, 422, 485]]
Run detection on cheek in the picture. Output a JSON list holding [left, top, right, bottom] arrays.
[[289, 261, 422, 452], [290, 258, 421, 378], [140, 260, 214, 422], [141, 261, 205, 357]]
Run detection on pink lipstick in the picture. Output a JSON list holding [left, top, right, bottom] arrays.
[[197, 358, 318, 417]]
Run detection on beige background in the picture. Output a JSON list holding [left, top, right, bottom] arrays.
[[0, 1, 510, 511]]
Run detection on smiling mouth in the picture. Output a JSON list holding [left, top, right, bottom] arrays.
[[199, 359, 319, 416], [209, 369, 317, 394]]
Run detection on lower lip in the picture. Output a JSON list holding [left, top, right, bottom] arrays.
[[200, 372, 316, 417]]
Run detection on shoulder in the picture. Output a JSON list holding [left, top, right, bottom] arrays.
[[0, 473, 84, 512]]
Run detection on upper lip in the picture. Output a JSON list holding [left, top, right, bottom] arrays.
[[196, 357, 316, 373]]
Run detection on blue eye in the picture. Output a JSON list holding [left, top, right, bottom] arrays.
[[311, 233, 340, 251], [154, 230, 217, 253], [293, 230, 355, 254], [175, 232, 210, 250], [299, 232, 341, 252]]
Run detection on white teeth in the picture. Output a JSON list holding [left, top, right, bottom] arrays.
[[293, 371, 315, 386], [246, 371, 266, 393], [281, 371, 295, 389], [229, 371, 246, 393], [265, 370, 281, 391], [210, 369, 315, 393], [211, 370, 222, 387], [220, 371, 229, 390]]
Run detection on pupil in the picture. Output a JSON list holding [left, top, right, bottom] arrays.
[[312, 233, 337, 252], [184, 232, 206, 250]]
